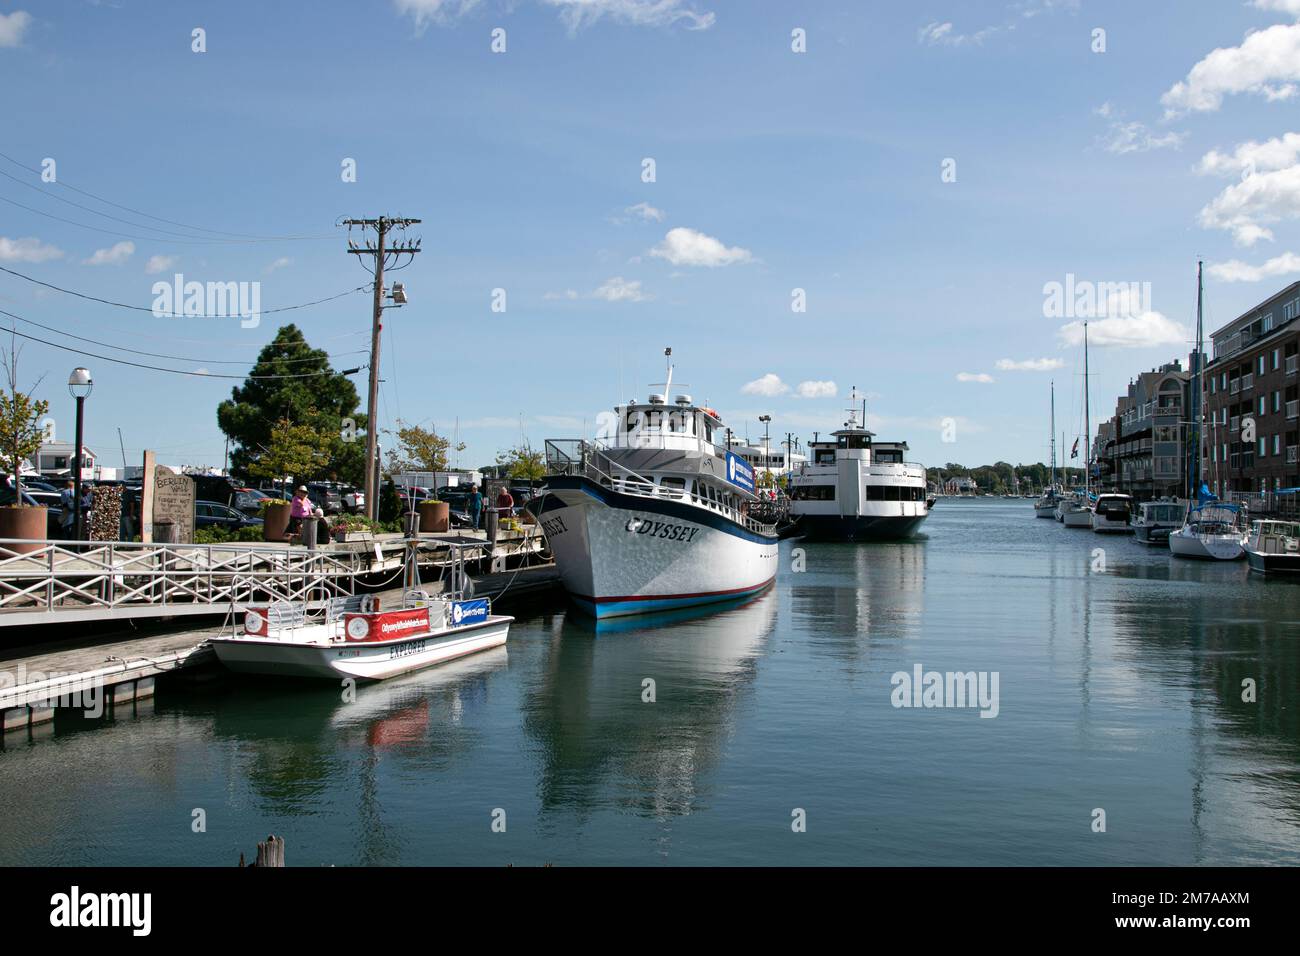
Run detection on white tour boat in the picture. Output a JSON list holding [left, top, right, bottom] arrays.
[[1132, 500, 1188, 545], [1168, 502, 1246, 561], [1091, 493, 1134, 533], [788, 387, 930, 541], [211, 587, 512, 681], [1244, 519, 1300, 576], [534, 349, 778, 618]]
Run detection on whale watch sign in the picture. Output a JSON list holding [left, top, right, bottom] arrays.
[[725, 451, 756, 493]]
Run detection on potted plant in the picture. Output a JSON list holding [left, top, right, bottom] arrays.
[[0, 343, 51, 555], [260, 496, 292, 542], [417, 496, 449, 533], [330, 513, 375, 542]]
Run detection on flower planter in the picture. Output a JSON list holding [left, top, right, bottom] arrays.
[[0, 505, 48, 556], [263, 502, 291, 542], [418, 500, 449, 533]]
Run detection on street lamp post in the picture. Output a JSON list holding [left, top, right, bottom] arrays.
[[68, 367, 93, 542]]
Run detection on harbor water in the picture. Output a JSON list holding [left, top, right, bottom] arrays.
[[1, 498, 1297, 866]]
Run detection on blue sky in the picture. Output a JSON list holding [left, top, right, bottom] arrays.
[[3, 0, 1300, 474]]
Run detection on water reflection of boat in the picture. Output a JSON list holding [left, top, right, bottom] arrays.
[[524, 589, 779, 821], [565, 588, 774, 636]]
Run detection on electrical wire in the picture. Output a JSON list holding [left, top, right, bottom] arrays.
[[0, 310, 368, 380], [0, 263, 368, 317]]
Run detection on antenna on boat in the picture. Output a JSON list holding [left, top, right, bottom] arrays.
[[845, 385, 860, 428]]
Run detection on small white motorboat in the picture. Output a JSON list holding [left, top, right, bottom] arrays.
[[1244, 519, 1300, 576], [1168, 502, 1246, 561], [211, 591, 512, 681], [1091, 493, 1134, 533]]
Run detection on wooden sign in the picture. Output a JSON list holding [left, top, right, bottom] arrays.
[[152, 467, 195, 544]]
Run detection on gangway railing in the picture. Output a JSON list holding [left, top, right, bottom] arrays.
[[0, 538, 353, 623]]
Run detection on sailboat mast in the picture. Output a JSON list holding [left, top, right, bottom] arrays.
[[1050, 380, 1056, 489], [1083, 320, 1091, 498], [1192, 260, 1203, 499]]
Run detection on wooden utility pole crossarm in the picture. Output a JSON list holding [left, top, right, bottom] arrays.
[[342, 217, 421, 520]]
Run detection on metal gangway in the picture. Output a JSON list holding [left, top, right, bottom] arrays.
[[0, 538, 355, 627]]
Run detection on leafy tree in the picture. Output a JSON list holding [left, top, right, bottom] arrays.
[[216, 324, 364, 483], [496, 442, 545, 481], [385, 420, 464, 474], [246, 417, 331, 488], [0, 335, 49, 503]]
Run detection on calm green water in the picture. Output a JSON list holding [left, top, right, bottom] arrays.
[[2, 499, 1298, 866]]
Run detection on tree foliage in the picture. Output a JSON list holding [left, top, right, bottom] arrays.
[[247, 417, 331, 486], [0, 337, 50, 503], [496, 442, 545, 481], [216, 324, 364, 483], [385, 420, 464, 474]]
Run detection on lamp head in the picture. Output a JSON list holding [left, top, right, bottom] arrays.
[[68, 367, 93, 399]]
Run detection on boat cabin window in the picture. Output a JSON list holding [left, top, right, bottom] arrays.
[[874, 449, 903, 463], [837, 434, 870, 450], [800, 485, 835, 500], [815, 449, 836, 464], [659, 477, 685, 498]]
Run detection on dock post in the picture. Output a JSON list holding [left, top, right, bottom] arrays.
[[252, 835, 285, 867]]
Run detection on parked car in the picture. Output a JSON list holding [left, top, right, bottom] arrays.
[[232, 487, 275, 516], [340, 485, 364, 514], [195, 500, 264, 531], [305, 482, 344, 515]]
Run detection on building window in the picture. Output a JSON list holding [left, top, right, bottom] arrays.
[[1274, 434, 1282, 456], [1259, 355, 1267, 376], [1275, 348, 1282, 370], [1260, 396, 1268, 416], [1275, 391, 1282, 413], [1260, 437, 1268, 457]]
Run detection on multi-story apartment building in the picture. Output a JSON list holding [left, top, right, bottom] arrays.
[[1202, 281, 1300, 497], [1095, 360, 1190, 500]]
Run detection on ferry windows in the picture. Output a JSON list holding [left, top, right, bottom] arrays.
[[660, 477, 686, 498], [801, 485, 835, 500], [815, 450, 836, 464]]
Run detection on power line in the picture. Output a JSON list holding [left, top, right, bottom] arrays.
[[0, 310, 368, 381], [0, 149, 335, 242], [0, 309, 367, 365], [0, 263, 368, 317]]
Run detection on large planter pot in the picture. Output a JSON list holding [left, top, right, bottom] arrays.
[[263, 502, 291, 542], [418, 500, 449, 533], [0, 506, 48, 556]]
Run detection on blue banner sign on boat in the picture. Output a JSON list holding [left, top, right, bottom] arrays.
[[725, 451, 755, 493], [450, 598, 490, 627]]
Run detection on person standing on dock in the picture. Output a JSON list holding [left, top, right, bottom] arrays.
[[289, 485, 314, 538], [495, 485, 514, 523], [468, 484, 483, 530], [58, 479, 76, 539]]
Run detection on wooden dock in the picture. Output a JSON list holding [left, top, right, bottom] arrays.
[[0, 563, 562, 738]]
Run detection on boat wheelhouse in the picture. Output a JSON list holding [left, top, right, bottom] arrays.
[[1132, 500, 1188, 545], [787, 388, 930, 541], [534, 350, 778, 618]]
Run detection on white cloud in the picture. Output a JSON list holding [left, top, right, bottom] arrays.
[[0, 10, 31, 48], [1207, 251, 1300, 282], [542, 0, 714, 33], [393, 0, 481, 32], [956, 372, 995, 383], [82, 241, 134, 266], [0, 236, 62, 263], [996, 357, 1066, 371], [592, 276, 650, 302], [917, 21, 1002, 46], [1058, 313, 1189, 348], [1198, 132, 1300, 176], [543, 289, 580, 301], [1197, 161, 1300, 245], [145, 254, 177, 274], [1162, 23, 1300, 115], [264, 256, 292, 274], [1252, 1, 1300, 18], [741, 373, 790, 397], [795, 380, 837, 399], [1100, 120, 1185, 155], [623, 201, 665, 223], [649, 227, 752, 268]]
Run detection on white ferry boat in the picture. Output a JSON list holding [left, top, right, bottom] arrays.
[[210, 591, 512, 681], [787, 389, 930, 541], [533, 350, 778, 618]]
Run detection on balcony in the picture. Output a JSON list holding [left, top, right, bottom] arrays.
[[1289, 445, 1298, 465], [1242, 373, 1254, 391], [1289, 400, 1299, 420], [1230, 416, 1240, 432], [1289, 355, 1299, 376], [1230, 379, 1241, 394]]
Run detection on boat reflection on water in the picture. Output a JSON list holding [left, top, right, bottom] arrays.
[[786, 540, 927, 664], [525, 588, 779, 822]]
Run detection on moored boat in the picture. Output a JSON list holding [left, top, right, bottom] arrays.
[[1062, 492, 1093, 528], [1244, 519, 1300, 575], [1133, 500, 1188, 545], [1091, 493, 1134, 533], [534, 349, 778, 618], [1168, 502, 1246, 561], [210, 591, 513, 680], [788, 387, 930, 541]]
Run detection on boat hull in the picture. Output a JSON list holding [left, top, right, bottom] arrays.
[[794, 513, 928, 541], [1134, 525, 1175, 545], [1168, 530, 1244, 561], [1245, 549, 1300, 575], [1062, 507, 1092, 528], [537, 477, 778, 619], [1091, 516, 1132, 534], [211, 617, 512, 680], [1033, 503, 1057, 518]]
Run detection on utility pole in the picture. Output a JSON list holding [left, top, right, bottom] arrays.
[[342, 216, 421, 520]]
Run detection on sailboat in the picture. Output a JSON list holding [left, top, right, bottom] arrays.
[[1062, 322, 1094, 528], [1034, 381, 1061, 517], [1170, 261, 1246, 561]]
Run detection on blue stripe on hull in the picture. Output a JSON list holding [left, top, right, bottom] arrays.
[[573, 579, 774, 619]]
